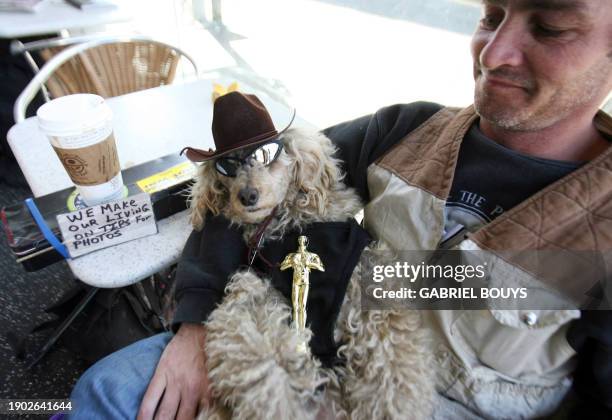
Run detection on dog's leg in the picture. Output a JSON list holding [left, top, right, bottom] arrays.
[[205, 270, 331, 420], [336, 270, 435, 420]]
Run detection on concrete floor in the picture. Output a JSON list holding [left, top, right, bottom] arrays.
[[0, 167, 90, 418]]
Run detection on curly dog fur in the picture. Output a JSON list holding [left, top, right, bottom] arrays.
[[191, 127, 434, 419]]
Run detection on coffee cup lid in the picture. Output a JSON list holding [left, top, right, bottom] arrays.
[[37, 94, 112, 136]]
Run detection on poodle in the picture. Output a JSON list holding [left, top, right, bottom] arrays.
[[189, 127, 434, 420]]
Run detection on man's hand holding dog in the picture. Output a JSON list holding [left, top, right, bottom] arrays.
[[137, 323, 210, 420]]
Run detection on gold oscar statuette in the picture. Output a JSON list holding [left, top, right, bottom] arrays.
[[280, 235, 324, 352]]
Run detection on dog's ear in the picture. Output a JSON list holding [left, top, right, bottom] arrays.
[[284, 129, 343, 215], [188, 162, 227, 230]]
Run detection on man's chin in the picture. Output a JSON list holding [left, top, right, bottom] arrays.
[[474, 94, 532, 131]]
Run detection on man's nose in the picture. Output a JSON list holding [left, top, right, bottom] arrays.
[[239, 187, 259, 207], [479, 18, 524, 70]]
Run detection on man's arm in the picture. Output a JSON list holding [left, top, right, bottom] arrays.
[[137, 323, 209, 420], [323, 101, 443, 202]]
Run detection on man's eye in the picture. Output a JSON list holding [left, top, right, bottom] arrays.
[[479, 14, 502, 30], [533, 24, 567, 37]]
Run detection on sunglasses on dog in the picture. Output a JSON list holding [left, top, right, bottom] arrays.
[[215, 140, 284, 177]]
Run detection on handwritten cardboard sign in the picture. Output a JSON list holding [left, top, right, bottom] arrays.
[[56, 193, 158, 258]]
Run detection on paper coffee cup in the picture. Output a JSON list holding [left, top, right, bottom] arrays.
[[37, 94, 124, 206]]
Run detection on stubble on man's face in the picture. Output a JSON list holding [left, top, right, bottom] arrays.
[[472, 0, 612, 132]]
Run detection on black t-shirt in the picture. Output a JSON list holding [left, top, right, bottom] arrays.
[[444, 123, 582, 238]]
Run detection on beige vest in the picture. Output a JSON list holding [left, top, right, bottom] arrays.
[[363, 106, 612, 419]]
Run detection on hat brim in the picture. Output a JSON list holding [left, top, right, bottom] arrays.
[[182, 108, 296, 162]]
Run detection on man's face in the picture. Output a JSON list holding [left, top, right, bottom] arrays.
[[471, 0, 612, 131]]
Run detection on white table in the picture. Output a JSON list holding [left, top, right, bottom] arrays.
[[7, 75, 310, 287], [0, 0, 132, 38]]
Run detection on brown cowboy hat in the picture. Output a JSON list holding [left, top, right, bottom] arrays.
[[181, 91, 295, 162]]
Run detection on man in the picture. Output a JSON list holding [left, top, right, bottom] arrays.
[[69, 0, 612, 418]]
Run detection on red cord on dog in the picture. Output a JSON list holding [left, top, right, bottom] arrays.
[[246, 206, 279, 269]]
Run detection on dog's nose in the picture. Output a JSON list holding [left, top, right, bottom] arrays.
[[239, 187, 259, 207]]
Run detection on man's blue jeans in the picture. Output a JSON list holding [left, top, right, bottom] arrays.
[[68, 332, 173, 420]]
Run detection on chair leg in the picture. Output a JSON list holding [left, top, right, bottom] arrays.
[[26, 287, 99, 369]]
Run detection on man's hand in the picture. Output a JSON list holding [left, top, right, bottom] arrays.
[[137, 323, 210, 420]]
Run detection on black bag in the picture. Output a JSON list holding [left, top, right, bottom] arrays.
[[8, 267, 176, 365], [61, 283, 166, 363]]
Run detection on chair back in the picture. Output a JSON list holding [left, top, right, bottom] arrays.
[[13, 35, 198, 123], [39, 42, 181, 98]]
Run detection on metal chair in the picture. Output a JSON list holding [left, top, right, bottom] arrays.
[[12, 35, 199, 123]]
